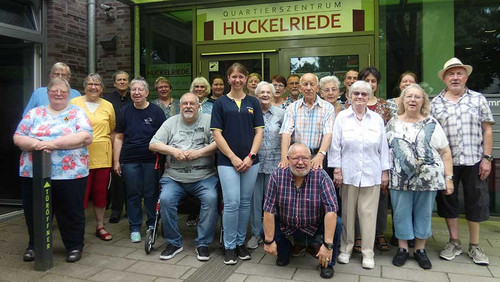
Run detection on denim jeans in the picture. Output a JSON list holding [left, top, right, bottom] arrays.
[[159, 175, 219, 247], [121, 162, 158, 233], [261, 215, 342, 266], [218, 164, 259, 249], [250, 173, 270, 236]]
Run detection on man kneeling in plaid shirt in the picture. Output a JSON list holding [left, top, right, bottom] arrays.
[[261, 143, 341, 279]]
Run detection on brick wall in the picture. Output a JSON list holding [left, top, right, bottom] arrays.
[[46, 0, 132, 93]]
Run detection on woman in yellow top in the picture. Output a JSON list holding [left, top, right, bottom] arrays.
[[71, 73, 116, 241]]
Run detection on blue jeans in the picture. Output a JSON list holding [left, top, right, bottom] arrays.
[[121, 162, 158, 233], [159, 175, 219, 247], [218, 164, 259, 249], [250, 173, 270, 236], [261, 215, 342, 266]]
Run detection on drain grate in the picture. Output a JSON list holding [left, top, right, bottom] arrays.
[[183, 249, 241, 282]]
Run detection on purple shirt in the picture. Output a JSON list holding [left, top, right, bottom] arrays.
[[263, 167, 339, 236]]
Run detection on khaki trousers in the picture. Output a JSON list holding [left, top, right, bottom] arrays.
[[340, 184, 380, 259]]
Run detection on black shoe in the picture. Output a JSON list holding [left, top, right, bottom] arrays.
[[408, 239, 415, 248], [390, 235, 398, 246], [392, 248, 409, 266], [320, 265, 334, 279], [23, 249, 35, 262], [109, 214, 120, 224], [414, 249, 432, 269], [276, 256, 290, 266], [236, 244, 251, 260], [224, 248, 238, 265], [66, 250, 82, 263], [160, 244, 183, 260], [196, 246, 210, 261]]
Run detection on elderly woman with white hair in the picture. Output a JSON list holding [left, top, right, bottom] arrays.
[[246, 81, 285, 250], [190, 77, 213, 114], [319, 75, 343, 116], [113, 77, 166, 243], [328, 80, 390, 270]]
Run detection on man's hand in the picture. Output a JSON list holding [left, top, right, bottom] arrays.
[[113, 162, 122, 176], [444, 179, 454, 195], [310, 154, 324, 170], [479, 159, 491, 181], [381, 170, 389, 194], [173, 148, 187, 161], [184, 149, 201, 161], [264, 241, 278, 257], [333, 168, 343, 187], [316, 244, 333, 268]]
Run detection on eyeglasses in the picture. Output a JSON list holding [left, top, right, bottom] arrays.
[[404, 95, 423, 101], [48, 89, 69, 95], [86, 83, 101, 87], [273, 83, 285, 88], [322, 88, 339, 93], [352, 92, 369, 97]]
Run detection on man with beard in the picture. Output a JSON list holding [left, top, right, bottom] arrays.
[[262, 143, 341, 279], [338, 69, 358, 106], [149, 93, 218, 262], [281, 74, 302, 109]]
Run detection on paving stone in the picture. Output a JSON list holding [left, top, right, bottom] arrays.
[[0, 264, 47, 282], [153, 278, 183, 282], [293, 268, 358, 281], [48, 263, 103, 279], [429, 260, 492, 276], [77, 254, 137, 270], [176, 253, 205, 268], [245, 275, 297, 282], [334, 261, 382, 277], [488, 265, 500, 278], [448, 273, 500, 282], [226, 273, 247, 282], [38, 273, 87, 282], [179, 267, 197, 279], [126, 260, 191, 278], [235, 261, 296, 279], [84, 242, 137, 258], [360, 277, 407, 282], [88, 269, 156, 282], [382, 265, 448, 282]]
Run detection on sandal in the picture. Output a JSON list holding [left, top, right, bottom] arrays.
[[353, 237, 362, 253], [96, 226, 113, 241], [376, 234, 390, 251]]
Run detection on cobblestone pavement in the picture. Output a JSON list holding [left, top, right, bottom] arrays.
[[0, 207, 499, 282]]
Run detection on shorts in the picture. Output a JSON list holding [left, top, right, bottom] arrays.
[[436, 162, 489, 222]]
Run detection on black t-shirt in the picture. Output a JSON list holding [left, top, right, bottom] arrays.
[[102, 90, 131, 129], [210, 95, 264, 166], [115, 103, 166, 163]]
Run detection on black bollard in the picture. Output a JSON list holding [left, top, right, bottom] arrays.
[[32, 150, 53, 271]]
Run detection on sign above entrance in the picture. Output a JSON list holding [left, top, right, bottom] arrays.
[[197, 0, 374, 41]]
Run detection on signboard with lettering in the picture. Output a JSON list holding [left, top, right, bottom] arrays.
[[197, 0, 374, 41], [145, 63, 192, 99]]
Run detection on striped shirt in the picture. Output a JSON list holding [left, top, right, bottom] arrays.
[[263, 167, 339, 236], [279, 95, 334, 150], [431, 88, 495, 166]]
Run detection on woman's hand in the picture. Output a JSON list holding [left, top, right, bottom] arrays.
[[113, 161, 122, 176], [381, 170, 389, 194], [238, 156, 253, 172], [278, 156, 289, 168], [444, 179, 454, 195], [230, 156, 244, 171], [310, 154, 324, 170], [333, 168, 343, 187]]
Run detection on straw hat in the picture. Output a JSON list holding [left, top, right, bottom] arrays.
[[437, 57, 473, 80]]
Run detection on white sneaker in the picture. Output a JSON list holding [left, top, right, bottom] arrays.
[[337, 252, 350, 264], [362, 257, 375, 269], [246, 235, 262, 250], [468, 246, 489, 265]]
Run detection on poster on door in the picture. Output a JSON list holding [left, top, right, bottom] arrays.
[[197, 0, 374, 41]]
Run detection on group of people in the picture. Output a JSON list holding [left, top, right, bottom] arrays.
[[14, 57, 494, 279]]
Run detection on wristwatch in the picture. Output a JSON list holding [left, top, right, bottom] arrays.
[[264, 238, 275, 245], [248, 152, 257, 160], [323, 242, 334, 250], [319, 151, 327, 157], [483, 154, 494, 162]]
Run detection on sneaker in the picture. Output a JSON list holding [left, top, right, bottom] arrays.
[[130, 232, 141, 243], [439, 241, 462, 261], [186, 214, 198, 227], [292, 244, 306, 257], [196, 246, 210, 261], [320, 265, 334, 279], [160, 244, 183, 260], [362, 257, 375, 269], [414, 249, 432, 269], [337, 252, 350, 264], [236, 245, 251, 260], [224, 248, 238, 265], [392, 248, 409, 267], [246, 235, 262, 250], [468, 246, 489, 265], [23, 249, 35, 262]]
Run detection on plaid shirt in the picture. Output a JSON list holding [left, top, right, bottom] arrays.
[[431, 88, 495, 166], [263, 167, 339, 236], [279, 95, 334, 150]]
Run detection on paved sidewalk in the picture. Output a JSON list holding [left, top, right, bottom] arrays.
[[0, 208, 499, 282]]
